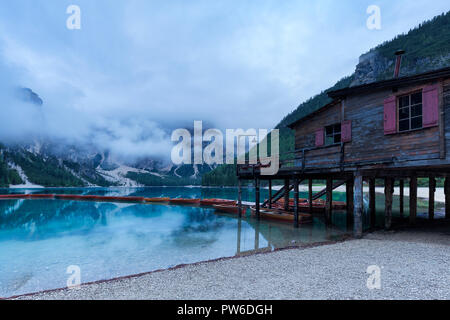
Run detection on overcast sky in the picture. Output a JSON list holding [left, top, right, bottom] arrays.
[[0, 0, 448, 158]]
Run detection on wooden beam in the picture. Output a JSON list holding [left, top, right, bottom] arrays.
[[325, 177, 332, 225], [255, 178, 260, 219], [354, 174, 364, 238], [346, 177, 354, 229], [446, 178, 450, 220], [369, 178, 376, 228], [409, 175, 417, 225], [293, 178, 299, 228], [429, 177, 436, 220], [268, 180, 272, 209], [399, 179, 404, 219], [385, 178, 394, 230], [283, 179, 290, 211], [238, 179, 242, 217], [308, 178, 313, 214], [312, 180, 347, 200]]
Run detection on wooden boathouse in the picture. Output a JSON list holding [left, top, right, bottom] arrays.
[[237, 62, 450, 238]]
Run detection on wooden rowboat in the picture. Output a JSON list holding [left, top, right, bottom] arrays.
[[250, 206, 312, 224], [169, 198, 201, 205], [200, 198, 236, 206], [145, 197, 170, 203], [0, 194, 29, 199], [28, 194, 55, 199], [213, 204, 241, 214]]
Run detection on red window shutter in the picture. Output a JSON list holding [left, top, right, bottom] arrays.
[[422, 85, 439, 128], [384, 96, 397, 135], [341, 120, 352, 142], [315, 128, 324, 147]]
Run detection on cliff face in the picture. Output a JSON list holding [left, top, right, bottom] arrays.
[[351, 50, 450, 87]]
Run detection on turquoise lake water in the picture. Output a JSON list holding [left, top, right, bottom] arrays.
[[0, 186, 438, 297]]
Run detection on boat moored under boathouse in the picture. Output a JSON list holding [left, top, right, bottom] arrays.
[[237, 65, 450, 238]]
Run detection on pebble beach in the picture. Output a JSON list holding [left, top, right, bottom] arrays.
[[13, 224, 450, 300]]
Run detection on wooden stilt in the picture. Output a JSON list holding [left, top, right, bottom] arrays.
[[268, 180, 272, 209], [346, 177, 354, 229], [409, 175, 417, 225], [445, 178, 450, 220], [325, 177, 332, 225], [385, 178, 394, 230], [429, 177, 436, 220], [293, 178, 299, 228], [254, 220, 260, 250], [283, 179, 290, 211], [399, 179, 404, 219], [255, 178, 260, 219], [369, 178, 376, 228], [236, 218, 242, 255], [238, 179, 242, 217], [354, 174, 364, 238], [308, 178, 313, 214]]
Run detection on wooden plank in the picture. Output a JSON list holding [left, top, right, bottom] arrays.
[[409, 176, 418, 225], [429, 177, 436, 220], [385, 178, 394, 230], [354, 175, 364, 238], [369, 178, 376, 228]]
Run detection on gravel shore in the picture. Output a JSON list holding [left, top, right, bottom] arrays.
[[13, 227, 449, 300]]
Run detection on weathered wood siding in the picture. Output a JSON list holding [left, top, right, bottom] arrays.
[[444, 79, 450, 160], [292, 79, 448, 170], [344, 81, 441, 164], [293, 102, 342, 168]]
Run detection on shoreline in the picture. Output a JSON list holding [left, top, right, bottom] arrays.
[[10, 225, 449, 300]]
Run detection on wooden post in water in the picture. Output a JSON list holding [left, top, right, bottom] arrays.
[[369, 178, 376, 228], [446, 177, 450, 220], [346, 177, 354, 229], [268, 180, 272, 209], [238, 179, 242, 217], [284, 179, 290, 211], [293, 178, 299, 228], [325, 177, 332, 225], [236, 218, 242, 255], [429, 176, 436, 220], [255, 178, 260, 219], [399, 179, 404, 219], [409, 175, 418, 225], [354, 174, 364, 238], [308, 178, 313, 214], [385, 178, 394, 230]]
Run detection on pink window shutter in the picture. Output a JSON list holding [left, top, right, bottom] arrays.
[[315, 128, 324, 147], [384, 96, 397, 135], [422, 85, 439, 128], [341, 120, 352, 142]]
